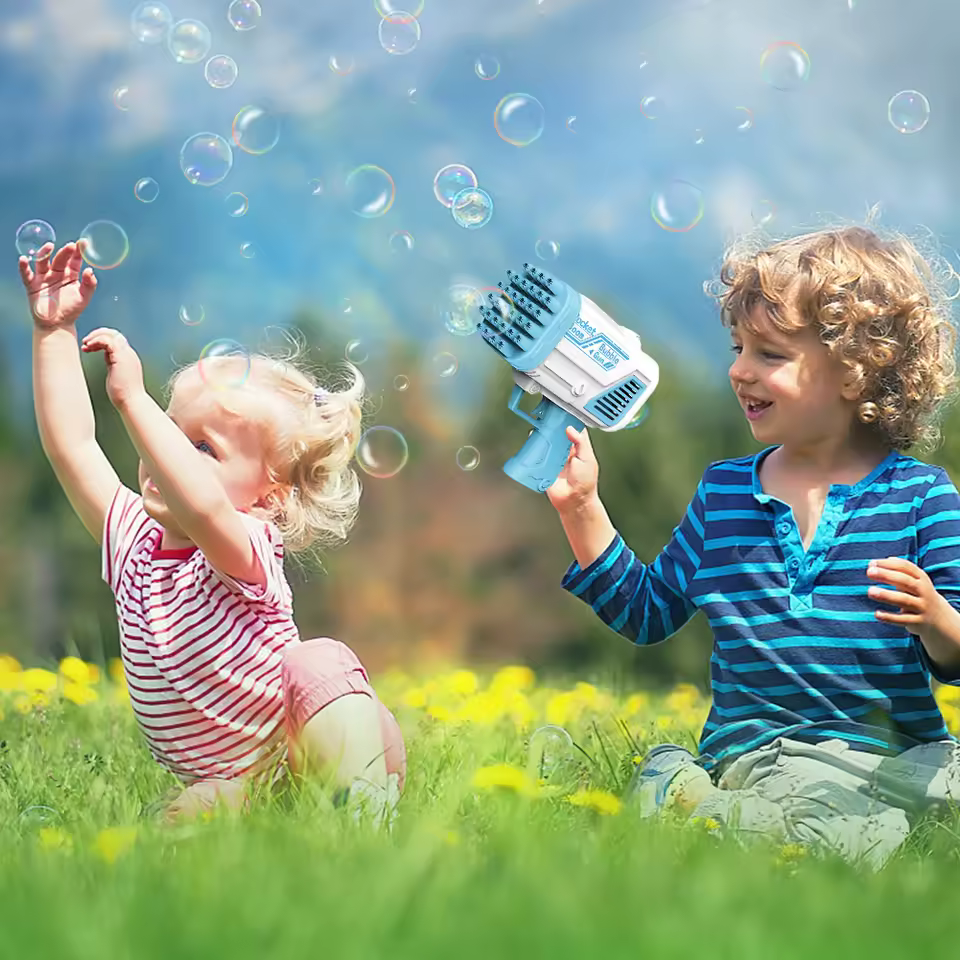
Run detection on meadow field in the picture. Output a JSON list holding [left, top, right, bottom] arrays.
[[2, 655, 960, 958]]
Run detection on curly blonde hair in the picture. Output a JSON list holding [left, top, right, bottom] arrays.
[[165, 331, 366, 557], [711, 223, 960, 453]]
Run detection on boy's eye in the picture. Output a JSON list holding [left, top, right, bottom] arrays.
[[195, 440, 216, 457]]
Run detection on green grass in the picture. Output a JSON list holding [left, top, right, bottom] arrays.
[[2, 693, 959, 959]]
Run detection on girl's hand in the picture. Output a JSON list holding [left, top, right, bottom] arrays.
[[546, 426, 601, 514], [80, 327, 146, 410], [19, 242, 97, 328], [867, 557, 950, 635]]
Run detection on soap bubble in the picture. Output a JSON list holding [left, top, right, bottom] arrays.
[[205, 55, 238, 89], [494, 93, 545, 146], [640, 95, 660, 119], [535, 239, 559, 260], [431, 351, 459, 377], [760, 41, 810, 91], [131, 2, 172, 44], [407, 87, 418, 103], [389, 230, 415, 253], [329, 54, 355, 76], [227, 0, 261, 31], [694, 128, 705, 144], [19, 806, 61, 829], [225, 192, 249, 217], [168, 19, 212, 64], [888, 90, 930, 134], [379, 13, 421, 55], [452, 188, 494, 229], [566, 115, 577, 132], [308, 179, 324, 196], [650, 180, 704, 233], [356, 426, 409, 479], [239, 242, 257, 258], [180, 132, 233, 186], [113, 86, 131, 111], [751, 198, 776, 226], [439, 284, 484, 336], [433, 164, 478, 208], [232, 106, 281, 155], [475, 55, 500, 79], [15, 220, 55, 260], [456, 445, 480, 471], [345, 165, 395, 218], [134, 177, 159, 203], [735, 106, 754, 131], [526, 725, 580, 786], [79, 221, 130, 270], [393, 374, 410, 391], [342, 298, 353, 315], [374, 0, 424, 18], [345, 339, 368, 363], [198, 339, 252, 390], [178, 304, 205, 326]]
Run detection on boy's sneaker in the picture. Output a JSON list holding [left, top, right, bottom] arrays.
[[628, 744, 716, 818]]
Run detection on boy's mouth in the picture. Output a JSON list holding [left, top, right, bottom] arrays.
[[745, 400, 773, 421]]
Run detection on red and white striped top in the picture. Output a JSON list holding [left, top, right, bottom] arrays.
[[101, 485, 299, 783]]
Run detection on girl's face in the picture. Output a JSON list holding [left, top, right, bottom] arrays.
[[138, 369, 276, 532]]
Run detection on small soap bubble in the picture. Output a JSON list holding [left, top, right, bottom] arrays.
[[15, 220, 55, 260], [703, 277, 725, 298], [432, 351, 459, 377], [439, 284, 483, 336], [535, 239, 559, 261], [134, 177, 159, 203], [393, 374, 410, 391], [374, 0, 424, 18], [198, 339, 251, 389], [180, 132, 233, 186], [79, 221, 130, 270], [239, 242, 257, 258], [356, 426, 409, 479], [650, 180, 704, 233], [342, 298, 353, 315], [456, 445, 480, 471], [228, 0, 261, 31], [694, 128, 705, 145], [751, 198, 776, 226], [345, 339, 369, 363], [379, 14, 421, 55], [113, 86, 131, 111], [205, 54, 238, 89], [526, 725, 579, 786], [735, 106, 754, 131], [131, 2, 172, 44], [168, 19, 212, 64], [566, 115, 577, 132], [329, 54, 355, 76], [888, 90, 930, 134], [308, 179, 324, 196], [345, 165, 396, 218], [640, 95, 660, 119], [760, 41, 810, 91], [475, 55, 500, 79], [232, 106, 281, 155], [19, 806, 61, 829], [433, 164, 478, 208], [624, 406, 651, 431], [225, 192, 248, 217], [407, 86, 418, 103], [451, 188, 494, 229], [178, 303, 205, 326], [389, 230, 415, 253], [494, 93, 545, 146]]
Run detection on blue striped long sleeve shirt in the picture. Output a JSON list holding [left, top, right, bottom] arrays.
[[561, 444, 960, 773]]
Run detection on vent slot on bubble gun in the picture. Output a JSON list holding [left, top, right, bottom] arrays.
[[477, 263, 660, 494]]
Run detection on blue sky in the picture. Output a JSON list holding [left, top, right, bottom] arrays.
[[0, 0, 956, 423]]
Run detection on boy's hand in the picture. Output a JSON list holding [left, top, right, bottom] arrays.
[[80, 328, 146, 410], [867, 557, 950, 635], [546, 426, 600, 513], [19, 242, 97, 328]]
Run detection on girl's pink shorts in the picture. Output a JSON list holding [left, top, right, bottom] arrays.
[[281, 637, 407, 791]]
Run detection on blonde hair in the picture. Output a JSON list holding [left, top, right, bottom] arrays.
[[165, 331, 366, 558], [711, 222, 960, 453]]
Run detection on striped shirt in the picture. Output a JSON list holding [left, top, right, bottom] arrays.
[[102, 485, 299, 783], [562, 444, 960, 773]]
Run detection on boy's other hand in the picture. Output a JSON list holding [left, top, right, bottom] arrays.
[[19, 241, 97, 328], [546, 425, 600, 513], [80, 327, 146, 410]]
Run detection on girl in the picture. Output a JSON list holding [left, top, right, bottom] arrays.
[[547, 225, 960, 869], [20, 240, 406, 826]]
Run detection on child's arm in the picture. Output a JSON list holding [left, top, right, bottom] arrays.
[[80, 327, 266, 587], [22, 243, 121, 544]]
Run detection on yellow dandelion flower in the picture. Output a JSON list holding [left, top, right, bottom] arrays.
[[471, 763, 539, 796], [546, 691, 576, 726], [0, 671, 23, 693], [490, 665, 536, 694], [690, 816, 721, 832], [567, 789, 623, 816], [0, 654, 21, 674], [107, 658, 126, 687], [37, 827, 73, 852], [443, 669, 479, 697], [426, 704, 457, 724], [622, 692, 651, 717], [62, 681, 99, 707], [93, 826, 138, 864], [776, 842, 808, 864], [665, 683, 701, 712], [457, 692, 505, 726], [20, 668, 58, 694], [402, 687, 428, 709], [59, 657, 98, 686], [14, 691, 50, 713]]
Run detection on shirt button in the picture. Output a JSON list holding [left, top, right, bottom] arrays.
[[789, 558, 800, 571], [777, 522, 790, 535]]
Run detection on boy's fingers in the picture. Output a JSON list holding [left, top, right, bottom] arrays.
[[49, 242, 74, 273], [18, 257, 34, 286], [81, 268, 97, 291]]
